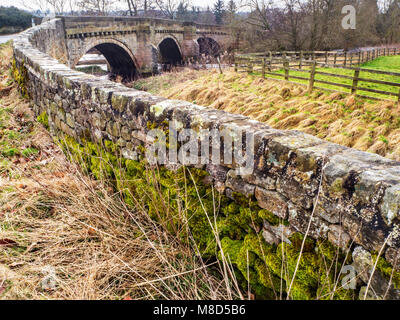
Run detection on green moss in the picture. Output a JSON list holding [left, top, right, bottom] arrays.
[[37, 112, 49, 129], [373, 254, 400, 289], [2, 147, 19, 157], [11, 59, 29, 98], [21, 147, 39, 158], [55, 132, 361, 300], [258, 209, 280, 226]]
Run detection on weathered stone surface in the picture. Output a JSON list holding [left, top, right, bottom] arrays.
[[255, 187, 288, 220], [328, 225, 351, 249], [385, 247, 400, 271], [352, 246, 374, 283], [353, 246, 400, 300], [205, 164, 229, 183], [262, 228, 280, 245], [226, 170, 255, 198], [263, 222, 295, 245], [381, 184, 400, 226], [288, 203, 330, 239]]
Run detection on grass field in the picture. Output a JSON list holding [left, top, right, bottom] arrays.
[[254, 55, 400, 101], [132, 67, 400, 161]]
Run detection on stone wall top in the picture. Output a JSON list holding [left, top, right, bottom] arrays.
[[59, 15, 230, 31]]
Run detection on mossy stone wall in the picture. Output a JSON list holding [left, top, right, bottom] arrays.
[[12, 18, 400, 299]]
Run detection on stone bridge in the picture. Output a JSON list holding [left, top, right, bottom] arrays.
[[56, 16, 233, 79]]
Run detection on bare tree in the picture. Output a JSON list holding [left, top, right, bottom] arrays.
[[155, 0, 190, 19], [283, 0, 307, 50], [22, 0, 73, 14], [246, 0, 285, 49], [377, 0, 400, 44], [77, 0, 114, 15], [124, 0, 154, 16]]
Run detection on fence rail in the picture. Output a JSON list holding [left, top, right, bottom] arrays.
[[234, 48, 400, 102]]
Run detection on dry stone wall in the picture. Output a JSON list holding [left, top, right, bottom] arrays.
[[13, 19, 400, 299]]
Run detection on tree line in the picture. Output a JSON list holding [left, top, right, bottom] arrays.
[[0, 6, 33, 34], [240, 0, 400, 52], [11, 0, 400, 51]]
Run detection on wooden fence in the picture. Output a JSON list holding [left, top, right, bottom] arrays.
[[236, 48, 399, 70], [234, 48, 400, 102]]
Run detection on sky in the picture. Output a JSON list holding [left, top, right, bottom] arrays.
[[0, 0, 221, 12]]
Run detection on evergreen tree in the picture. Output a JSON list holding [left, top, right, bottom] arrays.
[[227, 0, 236, 15], [226, 0, 237, 25], [0, 6, 32, 32], [213, 0, 225, 25], [177, 1, 189, 21]]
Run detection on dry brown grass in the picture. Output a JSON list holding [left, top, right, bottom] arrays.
[[0, 162, 231, 300], [140, 69, 400, 161], [0, 42, 235, 300]]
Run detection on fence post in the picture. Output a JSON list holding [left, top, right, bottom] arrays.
[[344, 52, 347, 66], [351, 68, 360, 95], [234, 57, 238, 72], [269, 51, 272, 71], [334, 53, 337, 66], [325, 51, 328, 65], [308, 61, 316, 94], [247, 59, 253, 74], [398, 87, 400, 103], [358, 51, 361, 65], [262, 58, 266, 79], [284, 59, 289, 81], [300, 50, 303, 69], [350, 54, 353, 66]]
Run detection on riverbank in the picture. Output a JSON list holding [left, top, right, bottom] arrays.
[[0, 34, 18, 44]]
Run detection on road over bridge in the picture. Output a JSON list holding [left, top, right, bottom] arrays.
[[53, 16, 233, 79]]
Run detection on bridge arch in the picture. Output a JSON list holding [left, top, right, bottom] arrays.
[[73, 39, 139, 81], [197, 37, 222, 57], [157, 37, 183, 66]]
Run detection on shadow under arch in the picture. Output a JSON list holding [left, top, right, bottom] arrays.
[[76, 41, 138, 81], [158, 37, 183, 66], [197, 37, 221, 57]]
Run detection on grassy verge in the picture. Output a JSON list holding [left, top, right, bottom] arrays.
[[259, 55, 400, 101], [75, 65, 109, 76], [132, 68, 400, 161]]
